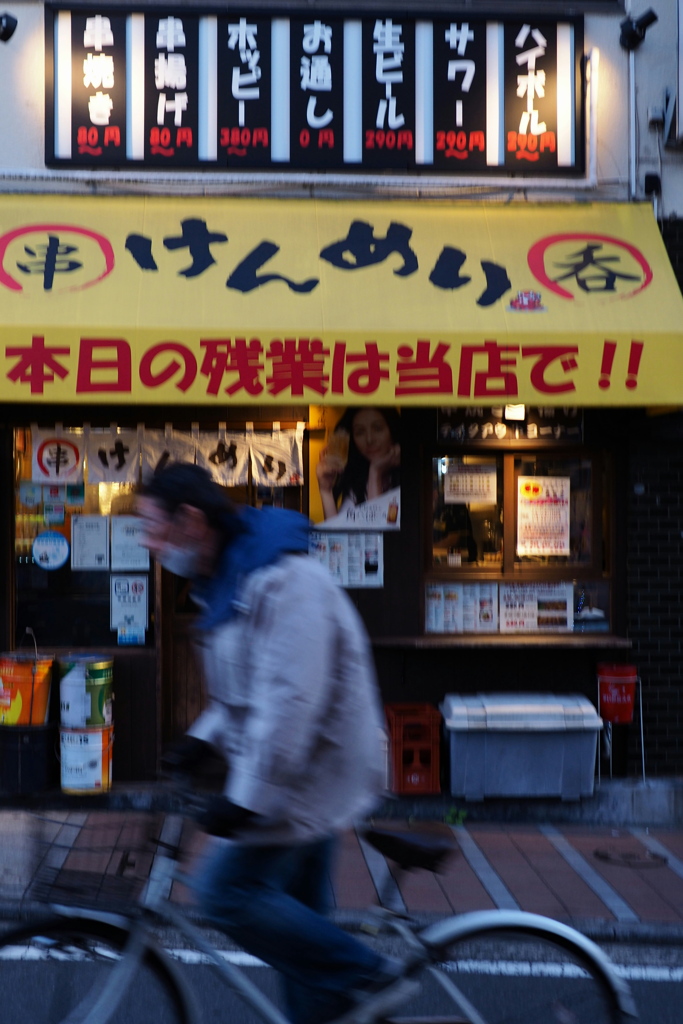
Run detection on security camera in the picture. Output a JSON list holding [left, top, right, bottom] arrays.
[[619, 8, 658, 51], [0, 12, 17, 42]]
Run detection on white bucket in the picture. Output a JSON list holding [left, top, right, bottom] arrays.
[[60, 663, 87, 728], [59, 726, 113, 794], [59, 658, 113, 728]]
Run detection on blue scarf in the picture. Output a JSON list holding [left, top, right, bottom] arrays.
[[195, 505, 311, 628]]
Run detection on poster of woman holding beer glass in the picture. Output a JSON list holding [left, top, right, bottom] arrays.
[[314, 407, 401, 529]]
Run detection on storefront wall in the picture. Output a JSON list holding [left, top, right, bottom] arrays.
[[0, 1, 682, 783]]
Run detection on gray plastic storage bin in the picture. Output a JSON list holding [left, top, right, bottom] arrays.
[[440, 693, 602, 801]]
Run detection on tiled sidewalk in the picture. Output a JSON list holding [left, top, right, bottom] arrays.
[[3, 810, 683, 939]]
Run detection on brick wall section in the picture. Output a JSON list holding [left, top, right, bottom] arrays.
[[623, 221, 683, 775], [626, 434, 683, 775]]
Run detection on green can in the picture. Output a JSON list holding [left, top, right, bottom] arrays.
[[59, 657, 113, 728]]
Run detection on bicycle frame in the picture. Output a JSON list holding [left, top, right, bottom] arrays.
[[50, 835, 292, 1024], [43, 814, 638, 1024]]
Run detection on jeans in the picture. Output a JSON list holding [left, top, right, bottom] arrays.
[[193, 836, 384, 1024]]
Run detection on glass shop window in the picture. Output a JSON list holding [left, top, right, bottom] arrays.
[[13, 428, 151, 649], [432, 456, 504, 568], [12, 422, 306, 647], [426, 448, 612, 636]]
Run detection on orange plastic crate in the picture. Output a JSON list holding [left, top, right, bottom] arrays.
[[385, 703, 441, 795]]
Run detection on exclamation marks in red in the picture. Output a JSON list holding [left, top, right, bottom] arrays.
[[598, 340, 617, 389], [626, 340, 644, 390], [598, 340, 644, 390]]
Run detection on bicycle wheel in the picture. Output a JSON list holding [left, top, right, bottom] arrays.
[[418, 914, 635, 1024], [0, 914, 196, 1024]]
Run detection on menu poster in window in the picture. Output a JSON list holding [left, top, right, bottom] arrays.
[[290, 18, 344, 168], [111, 516, 150, 571], [309, 531, 383, 587], [500, 582, 574, 633], [463, 583, 498, 632], [443, 583, 464, 632], [110, 575, 148, 632], [425, 583, 445, 633], [71, 515, 110, 570], [310, 531, 346, 586], [312, 407, 401, 531], [425, 583, 496, 633], [444, 465, 497, 505], [517, 477, 570, 556], [353, 533, 383, 587]]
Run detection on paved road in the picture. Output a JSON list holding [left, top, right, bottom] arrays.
[[0, 933, 681, 1023]]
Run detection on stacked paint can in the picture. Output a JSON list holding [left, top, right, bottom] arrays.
[[0, 650, 59, 795], [59, 657, 114, 794], [0, 651, 53, 726]]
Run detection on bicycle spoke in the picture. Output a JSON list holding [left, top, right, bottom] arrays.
[[429, 965, 491, 1024], [61, 925, 150, 1024]]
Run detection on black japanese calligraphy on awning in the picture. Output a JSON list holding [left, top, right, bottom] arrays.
[[3, 197, 683, 407]]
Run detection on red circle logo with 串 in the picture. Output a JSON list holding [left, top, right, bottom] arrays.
[[0, 224, 115, 293], [36, 438, 81, 479]]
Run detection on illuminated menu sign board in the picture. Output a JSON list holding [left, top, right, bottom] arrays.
[[46, 9, 585, 175]]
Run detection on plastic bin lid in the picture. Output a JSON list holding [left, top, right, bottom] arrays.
[[439, 693, 602, 731]]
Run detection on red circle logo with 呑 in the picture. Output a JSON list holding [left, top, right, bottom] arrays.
[[0, 224, 115, 294], [527, 233, 652, 300]]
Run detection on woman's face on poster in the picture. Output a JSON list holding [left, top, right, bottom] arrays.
[[350, 409, 393, 463]]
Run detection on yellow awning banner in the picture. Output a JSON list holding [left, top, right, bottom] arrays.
[[0, 196, 681, 406]]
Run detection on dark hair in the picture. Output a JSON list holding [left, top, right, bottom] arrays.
[[139, 463, 243, 535], [332, 407, 401, 507]]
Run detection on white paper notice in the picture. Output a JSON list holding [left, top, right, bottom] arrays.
[[425, 583, 495, 633], [110, 575, 148, 631], [462, 584, 499, 632], [309, 531, 383, 587], [443, 583, 464, 632], [444, 465, 497, 505], [71, 515, 110, 570], [499, 582, 574, 633], [111, 516, 151, 570], [425, 584, 445, 633], [517, 477, 570, 556]]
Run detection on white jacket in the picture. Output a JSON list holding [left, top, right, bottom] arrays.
[[188, 554, 385, 844]]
